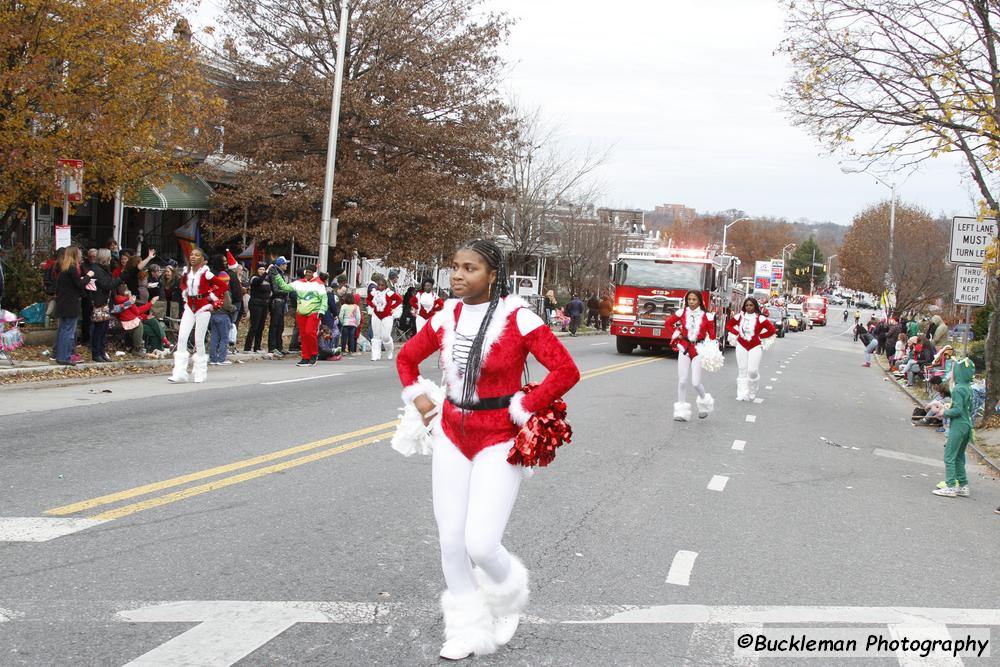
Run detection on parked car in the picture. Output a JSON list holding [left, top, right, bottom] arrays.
[[950, 323, 974, 343], [764, 306, 789, 337]]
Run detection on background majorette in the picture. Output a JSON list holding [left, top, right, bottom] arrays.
[[726, 297, 776, 401], [665, 290, 716, 421]]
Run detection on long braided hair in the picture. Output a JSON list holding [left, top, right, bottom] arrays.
[[458, 239, 510, 409]]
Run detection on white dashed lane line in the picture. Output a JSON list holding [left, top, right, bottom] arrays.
[[707, 475, 729, 492], [666, 550, 699, 586], [753, 398, 764, 404], [732, 439, 746, 451], [765, 385, 773, 390], [745, 415, 757, 423]]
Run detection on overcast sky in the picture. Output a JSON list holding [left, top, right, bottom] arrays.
[[195, 0, 977, 225]]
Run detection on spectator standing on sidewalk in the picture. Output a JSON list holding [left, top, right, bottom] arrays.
[[907, 317, 921, 338], [339, 292, 360, 355], [267, 257, 289, 356], [932, 358, 976, 498], [244, 262, 271, 353], [54, 246, 93, 366], [225, 251, 244, 331], [544, 290, 558, 325], [929, 315, 949, 350], [598, 293, 613, 332], [80, 248, 98, 346], [88, 249, 119, 362], [565, 295, 584, 336], [270, 263, 327, 367], [161, 265, 182, 320], [207, 255, 234, 366], [586, 292, 600, 328]]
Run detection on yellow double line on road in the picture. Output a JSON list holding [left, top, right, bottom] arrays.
[[46, 355, 662, 522]]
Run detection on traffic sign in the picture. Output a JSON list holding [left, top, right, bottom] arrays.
[[949, 216, 997, 265], [954, 265, 988, 306]]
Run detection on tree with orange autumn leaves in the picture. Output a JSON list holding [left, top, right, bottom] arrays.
[[0, 1, 223, 231], [838, 201, 951, 315]]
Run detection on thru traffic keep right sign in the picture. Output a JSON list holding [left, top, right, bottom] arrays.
[[949, 216, 997, 265], [954, 265, 988, 306]]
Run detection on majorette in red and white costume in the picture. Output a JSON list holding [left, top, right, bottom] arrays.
[[726, 311, 776, 401], [395, 295, 579, 659], [664, 305, 717, 421], [168, 261, 229, 383], [410, 289, 444, 332], [366, 287, 403, 361]]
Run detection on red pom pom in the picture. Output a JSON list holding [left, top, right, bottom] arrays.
[[507, 383, 573, 467]]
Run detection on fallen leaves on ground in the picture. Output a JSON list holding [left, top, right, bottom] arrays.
[[0, 363, 167, 385]]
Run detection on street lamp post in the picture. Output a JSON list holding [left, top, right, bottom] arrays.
[[841, 166, 896, 293], [781, 242, 795, 295], [721, 217, 750, 256], [826, 254, 838, 287], [318, 0, 350, 274]]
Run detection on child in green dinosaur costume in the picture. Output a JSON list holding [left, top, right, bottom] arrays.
[[931, 357, 976, 499]]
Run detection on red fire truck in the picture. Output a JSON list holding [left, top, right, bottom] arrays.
[[611, 246, 744, 354], [803, 295, 828, 326]]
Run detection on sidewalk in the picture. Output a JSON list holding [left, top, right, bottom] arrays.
[[873, 355, 1000, 476], [0, 350, 274, 383]]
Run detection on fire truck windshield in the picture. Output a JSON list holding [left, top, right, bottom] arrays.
[[616, 259, 705, 290]]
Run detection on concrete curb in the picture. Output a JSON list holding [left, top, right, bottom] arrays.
[[0, 352, 272, 381], [554, 329, 606, 338], [874, 357, 1000, 476]]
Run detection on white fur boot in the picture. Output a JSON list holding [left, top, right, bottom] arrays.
[[191, 353, 209, 383], [673, 402, 692, 422], [384, 337, 394, 361], [748, 374, 760, 400], [371, 339, 382, 362], [439, 590, 498, 660], [696, 393, 715, 419], [736, 377, 749, 401], [474, 556, 530, 647], [168, 350, 190, 383]]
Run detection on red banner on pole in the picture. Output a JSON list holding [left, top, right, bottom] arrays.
[[56, 159, 84, 203]]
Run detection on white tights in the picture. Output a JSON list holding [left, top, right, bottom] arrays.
[[736, 345, 763, 395], [371, 315, 394, 358], [432, 431, 522, 595], [677, 352, 706, 403], [177, 306, 211, 354]]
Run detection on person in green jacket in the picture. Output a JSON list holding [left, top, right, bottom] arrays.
[[269, 266, 327, 367], [932, 357, 976, 498]]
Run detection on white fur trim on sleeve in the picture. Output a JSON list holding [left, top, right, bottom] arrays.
[[509, 390, 533, 426], [516, 308, 544, 335], [401, 376, 441, 405]]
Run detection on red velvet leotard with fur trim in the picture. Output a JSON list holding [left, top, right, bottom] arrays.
[[396, 295, 580, 460]]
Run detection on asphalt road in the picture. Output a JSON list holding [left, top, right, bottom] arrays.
[[1, 320, 999, 666]]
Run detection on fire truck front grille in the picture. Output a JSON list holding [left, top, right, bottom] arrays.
[[636, 296, 682, 327]]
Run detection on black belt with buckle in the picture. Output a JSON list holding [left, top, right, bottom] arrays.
[[449, 394, 513, 411]]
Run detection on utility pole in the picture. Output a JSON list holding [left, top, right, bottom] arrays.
[[809, 247, 816, 294], [318, 0, 350, 273]]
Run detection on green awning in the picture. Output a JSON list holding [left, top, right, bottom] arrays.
[[125, 174, 214, 211]]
